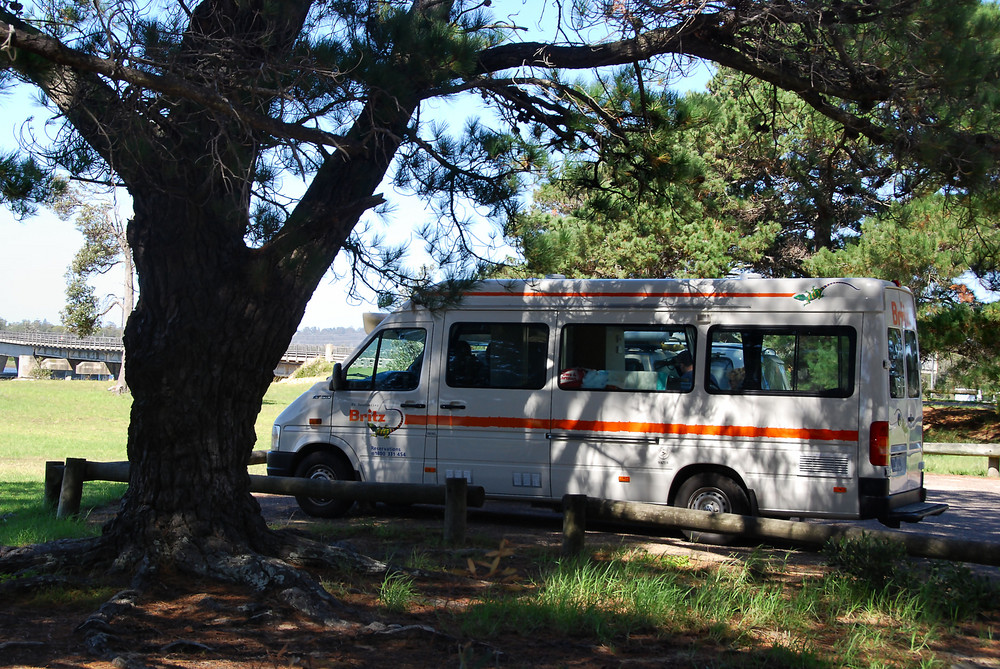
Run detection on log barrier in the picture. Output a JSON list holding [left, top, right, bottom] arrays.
[[44, 457, 1000, 567], [44, 456, 485, 543], [557, 495, 1000, 566]]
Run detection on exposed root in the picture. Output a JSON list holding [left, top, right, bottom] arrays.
[[275, 529, 387, 574], [0, 528, 392, 661]]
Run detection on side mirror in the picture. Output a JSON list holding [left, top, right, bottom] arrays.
[[329, 362, 345, 391]]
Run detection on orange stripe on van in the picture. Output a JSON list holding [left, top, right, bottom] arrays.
[[466, 290, 798, 300], [424, 415, 552, 430], [551, 419, 856, 441], [406, 414, 856, 442]]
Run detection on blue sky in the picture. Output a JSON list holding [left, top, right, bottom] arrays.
[[0, 10, 714, 332], [0, 194, 387, 330]]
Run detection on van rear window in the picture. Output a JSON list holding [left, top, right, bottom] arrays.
[[558, 325, 697, 392], [708, 326, 855, 397], [904, 329, 921, 398]]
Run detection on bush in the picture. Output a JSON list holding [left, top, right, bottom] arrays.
[[291, 358, 332, 379]]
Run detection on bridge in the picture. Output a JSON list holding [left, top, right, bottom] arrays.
[[0, 330, 352, 379]]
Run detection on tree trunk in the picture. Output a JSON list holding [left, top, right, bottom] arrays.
[[101, 192, 310, 573]]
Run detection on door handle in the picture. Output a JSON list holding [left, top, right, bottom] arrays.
[[400, 402, 426, 409], [440, 401, 466, 410]]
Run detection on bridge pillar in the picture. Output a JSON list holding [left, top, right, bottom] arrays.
[[17, 355, 39, 378], [74, 361, 113, 379]]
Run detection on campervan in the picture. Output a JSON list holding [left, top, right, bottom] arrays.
[[267, 278, 947, 529]]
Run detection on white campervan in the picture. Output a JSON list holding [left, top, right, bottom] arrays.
[[267, 277, 947, 528]]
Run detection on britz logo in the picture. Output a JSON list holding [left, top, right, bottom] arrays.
[[890, 301, 913, 328], [350, 408, 385, 423]]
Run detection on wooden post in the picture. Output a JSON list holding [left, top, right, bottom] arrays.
[[988, 456, 999, 478], [562, 494, 587, 556], [44, 461, 64, 509], [443, 477, 468, 546], [57, 457, 87, 519]]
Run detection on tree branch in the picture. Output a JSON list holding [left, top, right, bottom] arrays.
[[0, 19, 362, 154]]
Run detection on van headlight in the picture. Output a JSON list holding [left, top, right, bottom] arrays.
[[271, 424, 281, 450]]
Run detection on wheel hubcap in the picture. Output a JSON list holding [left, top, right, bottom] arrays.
[[307, 466, 337, 503], [689, 488, 730, 514]]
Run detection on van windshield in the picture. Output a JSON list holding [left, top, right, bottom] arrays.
[[344, 328, 426, 391]]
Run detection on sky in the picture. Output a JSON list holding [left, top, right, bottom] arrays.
[[0, 203, 386, 330], [0, 95, 478, 331], [0, 10, 714, 333]]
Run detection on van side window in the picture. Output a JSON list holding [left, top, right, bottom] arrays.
[[888, 328, 905, 399], [904, 329, 921, 398], [344, 328, 426, 391], [558, 325, 696, 392], [447, 323, 548, 389], [708, 327, 855, 397]]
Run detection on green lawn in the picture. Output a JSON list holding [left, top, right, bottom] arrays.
[[0, 379, 307, 545]]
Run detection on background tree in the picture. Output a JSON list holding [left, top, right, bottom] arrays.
[[3, 0, 1000, 631], [511, 64, 951, 279], [55, 188, 135, 392], [508, 75, 779, 277]]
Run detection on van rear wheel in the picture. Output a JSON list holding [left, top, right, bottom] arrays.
[[675, 473, 749, 545], [293, 452, 355, 518]]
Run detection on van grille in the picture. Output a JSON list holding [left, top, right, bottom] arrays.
[[799, 455, 850, 478]]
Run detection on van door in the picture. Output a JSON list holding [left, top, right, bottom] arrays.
[[433, 313, 552, 497], [549, 320, 697, 502], [885, 288, 922, 496], [333, 324, 432, 483]]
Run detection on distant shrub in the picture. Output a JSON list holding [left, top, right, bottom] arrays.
[[292, 357, 332, 379]]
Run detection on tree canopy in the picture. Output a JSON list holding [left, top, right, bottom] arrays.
[[4, 0, 1000, 642]]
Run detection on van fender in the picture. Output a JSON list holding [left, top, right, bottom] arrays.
[[669, 464, 759, 516], [288, 433, 365, 482]]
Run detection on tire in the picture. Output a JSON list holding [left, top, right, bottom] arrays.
[[675, 473, 749, 545], [293, 451, 355, 518]]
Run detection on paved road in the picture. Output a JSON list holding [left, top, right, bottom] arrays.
[[856, 474, 1000, 545]]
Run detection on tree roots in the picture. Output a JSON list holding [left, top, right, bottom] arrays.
[[0, 529, 389, 661]]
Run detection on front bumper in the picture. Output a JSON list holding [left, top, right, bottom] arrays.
[[266, 450, 298, 477]]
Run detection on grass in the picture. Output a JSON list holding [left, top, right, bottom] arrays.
[[451, 541, 999, 667], [0, 379, 306, 546], [378, 571, 418, 612], [1, 379, 993, 545], [924, 454, 991, 476], [2, 381, 997, 666]]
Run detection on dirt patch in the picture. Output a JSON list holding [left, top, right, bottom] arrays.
[[0, 507, 775, 668], [924, 405, 1000, 442]]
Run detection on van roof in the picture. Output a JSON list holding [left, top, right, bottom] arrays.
[[395, 277, 906, 313]]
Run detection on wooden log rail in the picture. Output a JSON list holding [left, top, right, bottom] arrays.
[[46, 455, 1000, 564], [924, 442, 1000, 477], [45, 456, 484, 546], [559, 495, 1000, 567]]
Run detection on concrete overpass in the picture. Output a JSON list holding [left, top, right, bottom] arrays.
[[0, 330, 351, 379]]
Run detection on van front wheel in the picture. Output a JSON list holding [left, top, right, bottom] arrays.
[[675, 473, 749, 545], [293, 452, 355, 518]]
